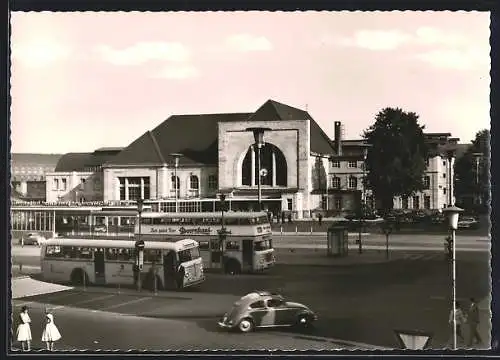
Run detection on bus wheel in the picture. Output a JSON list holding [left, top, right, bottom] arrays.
[[225, 260, 241, 275], [70, 269, 88, 286]]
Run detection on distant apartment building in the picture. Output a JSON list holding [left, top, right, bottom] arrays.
[[11, 153, 62, 201]]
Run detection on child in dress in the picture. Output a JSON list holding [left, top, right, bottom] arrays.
[[42, 313, 61, 351], [16, 305, 32, 351]]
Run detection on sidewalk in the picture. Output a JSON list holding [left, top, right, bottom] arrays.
[[274, 248, 393, 267]]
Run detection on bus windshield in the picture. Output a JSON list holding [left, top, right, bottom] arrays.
[[178, 246, 201, 263], [254, 239, 272, 251]]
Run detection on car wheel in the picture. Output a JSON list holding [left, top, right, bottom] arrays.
[[238, 318, 254, 333], [296, 314, 313, 329]]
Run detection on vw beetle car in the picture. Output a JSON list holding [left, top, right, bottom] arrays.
[[218, 291, 318, 333]]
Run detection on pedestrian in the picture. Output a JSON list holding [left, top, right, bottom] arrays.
[[449, 301, 467, 345], [288, 213, 292, 223], [42, 312, 61, 351], [318, 213, 323, 226], [281, 212, 285, 224], [16, 305, 32, 351], [467, 298, 482, 346]]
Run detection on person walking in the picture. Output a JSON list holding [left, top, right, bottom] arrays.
[[318, 213, 323, 226], [467, 298, 483, 346], [42, 312, 61, 351], [16, 305, 32, 351], [449, 301, 467, 346]]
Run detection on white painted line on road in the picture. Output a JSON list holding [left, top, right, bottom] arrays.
[[99, 296, 150, 311]]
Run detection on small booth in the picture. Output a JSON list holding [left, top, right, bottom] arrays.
[[327, 221, 349, 257]]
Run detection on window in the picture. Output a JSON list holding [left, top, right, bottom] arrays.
[[226, 241, 240, 251], [143, 177, 150, 199], [287, 199, 292, 211], [198, 240, 210, 250], [443, 188, 447, 195], [423, 176, 430, 190], [331, 160, 340, 168], [348, 161, 357, 168], [443, 173, 446, 178], [61, 178, 67, 191], [171, 176, 179, 190], [331, 176, 340, 189], [443, 160, 447, 166], [189, 175, 199, 189], [94, 179, 101, 191], [267, 298, 284, 308], [402, 197, 409, 209], [208, 175, 217, 190], [249, 300, 265, 309], [53, 179, 59, 191], [45, 245, 62, 257], [144, 249, 162, 263], [413, 196, 420, 209], [425, 158, 430, 167], [254, 240, 272, 251], [178, 247, 201, 262], [424, 196, 431, 209], [348, 176, 358, 189], [334, 196, 342, 210]]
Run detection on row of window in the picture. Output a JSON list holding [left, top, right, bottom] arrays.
[[52, 178, 101, 191], [44, 245, 163, 263], [12, 166, 53, 174], [170, 175, 218, 190], [328, 176, 359, 189], [330, 160, 361, 169], [197, 239, 272, 251], [401, 195, 432, 210], [141, 215, 269, 226]]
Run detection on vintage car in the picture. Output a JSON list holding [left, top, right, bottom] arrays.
[[218, 291, 318, 333], [20, 232, 46, 246], [457, 216, 480, 229]]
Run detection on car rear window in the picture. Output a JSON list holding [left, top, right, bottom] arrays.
[[249, 300, 265, 309]]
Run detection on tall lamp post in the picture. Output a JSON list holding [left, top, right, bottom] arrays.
[[445, 149, 455, 207], [472, 152, 483, 206], [170, 153, 183, 213], [246, 127, 271, 212], [358, 145, 370, 254], [219, 193, 227, 273], [442, 205, 464, 350], [135, 198, 145, 292]]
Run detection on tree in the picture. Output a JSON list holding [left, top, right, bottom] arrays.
[[454, 129, 490, 212], [363, 107, 428, 212]]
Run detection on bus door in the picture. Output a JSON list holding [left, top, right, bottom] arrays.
[[242, 239, 253, 268], [163, 251, 177, 290], [94, 248, 106, 285], [210, 238, 222, 269]]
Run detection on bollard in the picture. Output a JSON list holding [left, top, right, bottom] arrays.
[[21, 237, 24, 247], [310, 226, 313, 234], [295, 226, 298, 234]]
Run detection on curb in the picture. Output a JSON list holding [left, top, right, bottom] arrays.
[[272, 332, 392, 350]]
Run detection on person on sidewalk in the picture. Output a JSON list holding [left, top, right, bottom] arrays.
[[16, 305, 32, 351], [318, 213, 323, 226], [449, 301, 467, 345], [467, 298, 483, 346], [42, 313, 61, 351]]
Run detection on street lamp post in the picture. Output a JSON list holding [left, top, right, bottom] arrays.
[[219, 193, 227, 273], [170, 153, 183, 213], [381, 221, 393, 260], [472, 152, 483, 206], [446, 149, 455, 207], [442, 205, 464, 350], [246, 127, 271, 212], [358, 146, 369, 254], [135, 198, 145, 292]]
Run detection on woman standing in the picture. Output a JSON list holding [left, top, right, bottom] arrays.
[[16, 306, 32, 351], [42, 313, 61, 351]]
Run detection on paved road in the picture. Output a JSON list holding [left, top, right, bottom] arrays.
[[12, 249, 490, 349]]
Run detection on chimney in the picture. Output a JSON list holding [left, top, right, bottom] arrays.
[[334, 121, 342, 156]]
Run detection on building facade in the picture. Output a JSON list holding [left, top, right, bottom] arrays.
[[43, 100, 460, 217]]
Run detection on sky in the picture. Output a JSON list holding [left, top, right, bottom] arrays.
[[10, 11, 490, 154]]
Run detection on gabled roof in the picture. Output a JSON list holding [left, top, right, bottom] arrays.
[[11, 153, 62, 167], [106, 99, 336, 167]]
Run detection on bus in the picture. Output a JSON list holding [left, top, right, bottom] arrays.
[[40, 238, 205, 290], [134, 212, 275, 274]]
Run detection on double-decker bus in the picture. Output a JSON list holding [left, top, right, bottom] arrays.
[[134, 212, 275, 274], [40, 238, 204, 290]]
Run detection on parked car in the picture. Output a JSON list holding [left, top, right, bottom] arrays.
[[218, 291, 318, 333], [20, 232, 46, 246], [94, 224, 107, 233], [458, 216, 479, 229]]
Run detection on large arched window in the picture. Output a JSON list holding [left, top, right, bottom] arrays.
[[189, 175, 199, 189], [241, 143, 287, 187], [171, 175, 179, 189]]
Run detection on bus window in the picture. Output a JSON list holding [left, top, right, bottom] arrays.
[[178, 247, 201, 262], [142, 218, 153, 225], [116, 248, 132, 261], [45, 245, 63, 258], [226, 241, 240, 251], [79, 247, 93, 259], [105, 248, 118, 261], [198, 240, 209, 250], [254, 240, 272, 251], [144, 249, 162, 263]]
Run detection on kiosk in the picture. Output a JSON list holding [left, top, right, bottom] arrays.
[[327, 220, 349, 257]]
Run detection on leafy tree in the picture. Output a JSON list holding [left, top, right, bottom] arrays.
[[363, 107, 428, 212], [454, 129, 490, 212]]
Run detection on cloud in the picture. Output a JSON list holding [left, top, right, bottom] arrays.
[[415, 47, 490, 70], [226, 34, 273, 52], [415, 26, 466, 47], [335, 30, 412, 51], [152, 64, 200, 79], [11, 40, 71, 68], [95, 41, 191, 66]]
